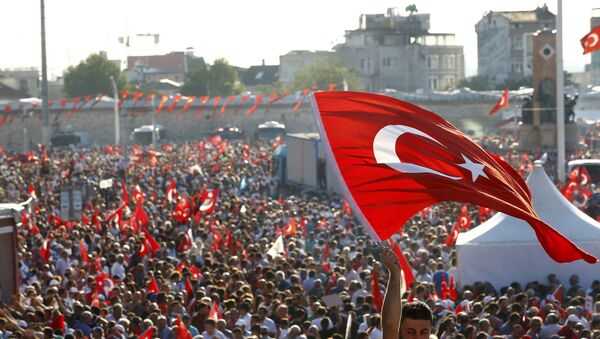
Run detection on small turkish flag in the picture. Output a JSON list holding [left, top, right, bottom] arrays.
[[488, 89, 509, 116], [581, 25, 600, 55], [311, 91, 596, 263]]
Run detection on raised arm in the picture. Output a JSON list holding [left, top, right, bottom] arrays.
[[381, 246, 403, 339]]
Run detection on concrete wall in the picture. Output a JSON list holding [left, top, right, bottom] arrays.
[[2, 96, 599, 152]]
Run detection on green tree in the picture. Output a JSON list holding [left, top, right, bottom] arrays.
[[63, 53, 127, 98], [293, 58, 362, 92], [405, 4, 418, 15], [181, 58, 243, 96]]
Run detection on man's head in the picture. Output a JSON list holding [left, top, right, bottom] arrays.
[[400, 301, 433, 339]]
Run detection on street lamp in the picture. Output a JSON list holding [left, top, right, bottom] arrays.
[[109, 76, 120, 145]]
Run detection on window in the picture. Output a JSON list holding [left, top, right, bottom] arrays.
[[360, 58, 365, 69], [427, 55, 439, 69], [19, 79, 28, 93], [443, 76, 455, 88], [512, 36, 523, 50], [428, 76, 439, 90], [511, 62, 523, 73], [382, 57, 397, 67], [366, 58, 372, 71], [443, 55, 455, 69]]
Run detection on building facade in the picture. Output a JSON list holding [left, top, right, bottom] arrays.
[[0, 68, 39, 98], [475, 5, 555, 86], [278, 50, 335, 87], [124, 51, 205, 86], [333, 9, 464, 92]]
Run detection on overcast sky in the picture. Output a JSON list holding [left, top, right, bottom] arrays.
[[0, 1, 597, 78]]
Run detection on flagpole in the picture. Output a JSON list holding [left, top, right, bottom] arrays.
[[556, 0, 566, 182]]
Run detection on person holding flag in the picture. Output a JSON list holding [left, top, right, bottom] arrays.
[[380, 246, 433, 339]]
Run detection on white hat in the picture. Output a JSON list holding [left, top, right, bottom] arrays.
[[113, 324, 125, 334], [483, 296, 495, 304], [69, 287, 79, 293], [17, 320, 28, 328], [49, 279, 60, 286], [567, 314, 579, 323]]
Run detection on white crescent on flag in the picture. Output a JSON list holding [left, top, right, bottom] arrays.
[[586, 33, 599, 48], [373, 124, 462, 180]]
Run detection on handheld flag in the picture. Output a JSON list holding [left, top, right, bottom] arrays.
[[310, 91, 596, 263]]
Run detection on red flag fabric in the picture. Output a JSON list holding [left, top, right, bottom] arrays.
[[209, 301, 223, 320], [173, 196, 192, 223], [292, 89, 310, 112], [137, 327, 154, 339], [41, 239, 51, 264], [328, 83, 337, 91], [195, 96, 210, 119], [148, 276, 159, 294], [581, 25, 600, 55], [341, 196, 353, 216], [389, 240, 414, 290], [179, 96, 196, 119], [457, 212, 472, 231], [185, 277, 194, 297], [220, 95, 236, 116], [580, 167, 591, 186], [551, 284, 563, 303], [166, 179, 178, 203], [311, 91, 597, 263], [28, 184, 37, 200], [167, 96, 183, 113], [488, 89, 509, 116], [156, 95, 169, 115], [141, 228, 161, 254], [176, 316, 193, 339], [372, 269, 383, 311], [445, 223, 460, 247], [246, 95, 263, 117], [133, 204, 150, 228], [79, 240, 89, 266], [281, 218, 297, 237], [321, 243, 331, 272], [132, 185, 145, 205], [121, 181, 129, 205], [49, 314, 65, 331], [198, 188, 219, 214]]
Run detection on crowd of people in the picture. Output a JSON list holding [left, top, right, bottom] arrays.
[[0, 135, 598, 339]]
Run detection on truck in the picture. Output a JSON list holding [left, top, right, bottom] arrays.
[[279, 133, 343, 194]]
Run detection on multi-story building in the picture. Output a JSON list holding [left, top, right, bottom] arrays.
[[278, 50, 335, 87], [0, 68, 39, 97], [475, 5, 555, 86], [124, 50, 205, 86], [334, 8, 464, 92], [591, 8, 600, 85]]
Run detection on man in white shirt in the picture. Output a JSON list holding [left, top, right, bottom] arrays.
[[110, 254, 126, 280]]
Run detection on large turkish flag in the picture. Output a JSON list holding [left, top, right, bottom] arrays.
[[311, 91, 597, 263]]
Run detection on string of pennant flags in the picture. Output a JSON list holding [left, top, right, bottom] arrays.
[[0, 84, 338, 128]]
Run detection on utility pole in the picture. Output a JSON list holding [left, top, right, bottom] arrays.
[[110, 76, 120, 145], [556, 0, 565, 182], [40, 0, 50, 145]]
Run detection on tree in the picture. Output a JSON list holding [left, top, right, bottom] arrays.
[[293, 58, 362, 92], [63, 53, 127, 98], [181, 58, 243, 97], [405, 4, 418, 15]]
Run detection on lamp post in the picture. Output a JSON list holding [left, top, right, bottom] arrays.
[[40, 0, 50, 145], [556, 0, 565, 182], [109, 76, 120, 145]]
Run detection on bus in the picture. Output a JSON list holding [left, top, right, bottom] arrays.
[[257, 121, 285, 141], [130, 125, 166, 145]]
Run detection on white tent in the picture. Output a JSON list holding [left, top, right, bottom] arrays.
[[456, 161, 600, 289]]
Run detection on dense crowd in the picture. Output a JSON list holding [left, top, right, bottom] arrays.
[[0, 135, 599, 339]]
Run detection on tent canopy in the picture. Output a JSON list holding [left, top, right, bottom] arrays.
[[456, 161, 600, 289]]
